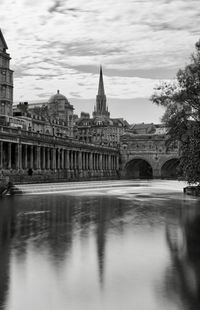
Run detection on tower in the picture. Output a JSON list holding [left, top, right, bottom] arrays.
[[0, 29, 13, 116], [93, 65, 110, 119]]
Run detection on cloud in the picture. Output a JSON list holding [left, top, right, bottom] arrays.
[[0, 0, 200, 105]]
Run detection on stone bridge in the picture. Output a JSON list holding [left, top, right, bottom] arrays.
[[120, 133, 180, 179]]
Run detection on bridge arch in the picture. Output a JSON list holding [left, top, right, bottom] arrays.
[[125, 157, 153, 179], [161, 158, 180, 179]]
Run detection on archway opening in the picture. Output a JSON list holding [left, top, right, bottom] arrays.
[[161, 158, 180, 179], [125, 159, 153, 179]]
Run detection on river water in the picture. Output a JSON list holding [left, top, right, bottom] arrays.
[[0, 180, 200, 310]]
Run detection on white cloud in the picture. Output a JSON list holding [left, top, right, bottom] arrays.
[[0, 0, 200, 103]]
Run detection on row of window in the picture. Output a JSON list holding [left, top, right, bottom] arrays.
[[0, 85, 13, 99], [0, 69, 13, 83], [0, 57, 9, 68]]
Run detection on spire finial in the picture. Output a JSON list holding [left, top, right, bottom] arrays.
[[57, 90, 59, 94], [98, 65, 105, 96]]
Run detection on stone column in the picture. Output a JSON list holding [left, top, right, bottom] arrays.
[[57, 149, 60, 170], [153, 167, 161, 178], [8, 142, 12, 169], [85, 152, 88, 170], [104, 155, 107, 170], [30, 145, 33, 169], [89, 153, 93, 170], [116, 155, 119, 170], [108, 155, 111, 171], [93, 153, 96, 171], [96, 154, 98, 173], [37, 146, 41, 170], [78, 151, 82, 170], [42, 147, 46, 169], [0, 141, 3, 169], [70, 150, 73, 170], [17, 143, 22, 170], [113, 156, 115, 170], [74, 151, 77, 170], [24, 144, 28, 170], [53, 148, 56, 170], [104, 155, 106, 170], [98, 154, 100, 170], [47, 148, 50, 170], [61, 149, 64, 169], [82, 152, 85, 170], [99, 154, 103, 170], [66, 150, 70, 170]]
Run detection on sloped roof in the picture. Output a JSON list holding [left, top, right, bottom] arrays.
[[0, 29, 8, 50], [130, 123, 154, 130]]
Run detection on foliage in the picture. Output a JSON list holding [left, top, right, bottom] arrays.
[[151, 40, 200, 184], [33, 105, 57, 136]]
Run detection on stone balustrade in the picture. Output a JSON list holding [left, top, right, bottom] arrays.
[[0, 125, 120, 183]]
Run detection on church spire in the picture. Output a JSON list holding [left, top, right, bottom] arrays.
[[93, 65, 110, 119], [98, 65, 105, 96]]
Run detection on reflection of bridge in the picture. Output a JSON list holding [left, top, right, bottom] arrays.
[[120, 133, 180, 179]]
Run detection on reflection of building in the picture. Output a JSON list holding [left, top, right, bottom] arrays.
[[75, 66, 129, 147], [164, 206, 200, 309], [0, 200, 16, 309]]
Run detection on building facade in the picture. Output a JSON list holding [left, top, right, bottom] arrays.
[[0, 30, 13, 116], [0, 30, 180, 183], [0, 30, 120, 183], [75, 66, 129, 147], [120, 132, 180, 179]]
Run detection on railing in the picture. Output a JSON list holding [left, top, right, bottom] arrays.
[[0, 125, 119, 152]]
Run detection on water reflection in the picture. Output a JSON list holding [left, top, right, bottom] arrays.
[[0, 183, 200, 310], [165, 202, 200, 310], [0, 199, 16, 310]]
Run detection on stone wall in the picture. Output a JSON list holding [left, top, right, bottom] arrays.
[[0, 125, 120, 184]]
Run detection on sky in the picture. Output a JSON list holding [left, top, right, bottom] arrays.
[[0, 0, 200, 123]]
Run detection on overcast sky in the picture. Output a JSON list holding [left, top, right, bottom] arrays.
[[0, 0, 199, 123]]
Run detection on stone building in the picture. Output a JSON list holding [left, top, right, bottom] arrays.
[[0, 29, 13, 116], [75, 66, 129, 147], [0, 30, 180, 183], [13, 91, 74, 138], [128, 123, 168, 135], [120, 131, 179, 179], [0, 31, 119, 183]]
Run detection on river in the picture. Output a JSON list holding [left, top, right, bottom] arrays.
[[0, 180, 200, 310]]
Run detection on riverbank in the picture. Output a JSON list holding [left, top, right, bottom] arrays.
[[184, 186, 200, 196]]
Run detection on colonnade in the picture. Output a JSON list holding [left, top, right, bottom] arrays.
[[0, 141, 119, 175]]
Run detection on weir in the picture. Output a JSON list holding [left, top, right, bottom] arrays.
[[11, 180, 141, 195]]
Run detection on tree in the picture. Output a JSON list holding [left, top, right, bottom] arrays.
[[33, 105, 57, 136], [151, 40, 200, 184]]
